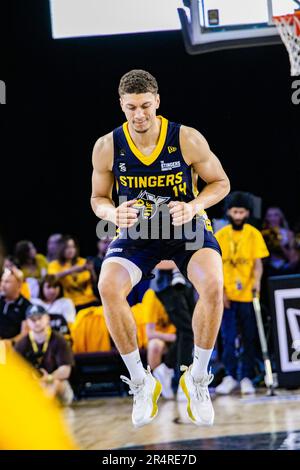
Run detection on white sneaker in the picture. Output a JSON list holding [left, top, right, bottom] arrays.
[[179, 365, 214, 426], [121, 366, 162, 427], [153, 363, 174, 400], [215, 376, 239, 395], [176, 384, 188, 402], [240, 377, 255, 395]]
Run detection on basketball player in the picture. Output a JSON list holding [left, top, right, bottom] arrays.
[[91, 70, 230, 427]]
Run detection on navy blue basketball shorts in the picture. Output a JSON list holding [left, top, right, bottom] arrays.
[[101, 219, 222, 287]]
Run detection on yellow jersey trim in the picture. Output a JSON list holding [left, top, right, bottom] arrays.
[[122, 116, 168, 166]]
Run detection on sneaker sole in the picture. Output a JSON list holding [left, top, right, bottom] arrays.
[[179, 373, 214, 427], [133, 379, 162, 428]]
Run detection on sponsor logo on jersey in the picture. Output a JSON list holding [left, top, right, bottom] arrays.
[[107, 248, 123, 254], [160, 160, 181, 172], [118, 162, 127, 172], [168, 146, 177, 154]]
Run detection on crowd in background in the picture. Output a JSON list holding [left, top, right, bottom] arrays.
[[1, 196, 300, 404]]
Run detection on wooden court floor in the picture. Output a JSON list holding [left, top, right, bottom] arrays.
[[65, 389, 300, 450]]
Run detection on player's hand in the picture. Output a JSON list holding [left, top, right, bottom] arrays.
[[168, 201, 196, 226], [115, 199, 139, 228]]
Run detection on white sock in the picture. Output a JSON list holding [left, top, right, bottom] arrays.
[[121, 349, 146, 384], [191, 345, 213, 381]]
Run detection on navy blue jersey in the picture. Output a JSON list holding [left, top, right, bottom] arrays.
[[112, 116, 213, 232], [104, 116, 220, 280], [113, 117, 194, 213]]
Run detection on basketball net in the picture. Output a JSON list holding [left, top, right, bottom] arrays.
[[273, 10, 300, 76]]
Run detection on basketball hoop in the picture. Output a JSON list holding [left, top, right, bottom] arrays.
[[273, 10, 300, 76]]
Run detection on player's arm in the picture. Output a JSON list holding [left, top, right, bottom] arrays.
[[90, 133, 117, 223], [181, 126, 230, 214], [90, 133, 138, 228], [168, 126, 230, 225]]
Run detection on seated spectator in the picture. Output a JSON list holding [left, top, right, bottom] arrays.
[[31, 275, 75, 341], [88, 236, 112, 300], [71, 305, 111, 353], [89, 237, 112, 280], [3, 256, 31, 300], [48, 235, 99, 312], [143, 288, 177, 400], [46, 233, 63, 262], [262, 207, 300, 275], [0, 267, 31, 342], [15, 304, 74, 405], [15, 240, 48, 298], [294, 219, 300, 265]]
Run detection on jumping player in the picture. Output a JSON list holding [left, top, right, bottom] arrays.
[[91, 70, 230, 427]]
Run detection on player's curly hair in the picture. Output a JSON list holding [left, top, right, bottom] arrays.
[[118, 69, 158, 96]]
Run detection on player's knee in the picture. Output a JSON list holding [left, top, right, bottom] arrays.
[[202, 276, 223, 306], [98, 277, 121, 301]]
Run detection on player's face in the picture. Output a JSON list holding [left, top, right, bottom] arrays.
[[120, 93, 160, 133]]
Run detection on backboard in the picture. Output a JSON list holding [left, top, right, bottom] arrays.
[[178, 0, 299, 54]]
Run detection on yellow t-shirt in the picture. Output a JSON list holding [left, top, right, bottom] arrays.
[[20, 281, 31, 300], [142, 289, 176, 335], [215, 223, 269, 302], [48, 257, 97, 307], [71, 306, 111, 353], [21, 254, 48, 280]]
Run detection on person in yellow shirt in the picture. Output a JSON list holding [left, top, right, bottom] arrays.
[[215, 192, 269, 395], [15, 240, 48, 298], [48, 235, 99, 312]]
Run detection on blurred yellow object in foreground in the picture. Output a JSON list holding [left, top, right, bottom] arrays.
[[0, 342, 77, 450]]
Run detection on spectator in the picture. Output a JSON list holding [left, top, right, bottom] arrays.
[[294, 218, 300, 263], [215, 191, 269, 395], [48, 235, 99, 312], [15, 240, 48, 298], [89, 237, 112, 280], [262, 207, 300, 275], [0, 267, 31, 342], [88, 236, 112, 300], [46, 233, 63, 262], [3, 256, 31, 300], [15, 304, 74, 405], [31, 275, 75, 340]]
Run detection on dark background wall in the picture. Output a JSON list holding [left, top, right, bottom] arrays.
[[1, 0, 299, 256]]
